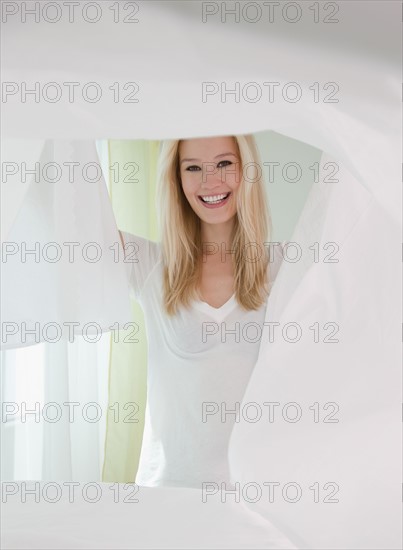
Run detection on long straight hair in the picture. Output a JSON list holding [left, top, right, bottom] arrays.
[[156, 135, 273, 316]]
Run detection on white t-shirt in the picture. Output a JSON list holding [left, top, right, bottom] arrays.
[[120, 231, 284, 489]]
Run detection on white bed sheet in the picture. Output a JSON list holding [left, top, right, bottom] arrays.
[[2, 481, 298, 549]]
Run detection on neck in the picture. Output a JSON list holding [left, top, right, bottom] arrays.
[[200, 218, 235, 259]]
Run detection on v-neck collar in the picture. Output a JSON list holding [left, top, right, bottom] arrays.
[[192, 293, 238, 322]]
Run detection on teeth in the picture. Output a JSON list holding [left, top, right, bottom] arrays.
[[200, 193, 229, 203]]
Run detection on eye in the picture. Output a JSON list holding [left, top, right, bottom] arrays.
[[185, 165, 201, 172], [217, 160, 232, 168]]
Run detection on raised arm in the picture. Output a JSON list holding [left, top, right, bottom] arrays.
[[118, 229, 162, 301]]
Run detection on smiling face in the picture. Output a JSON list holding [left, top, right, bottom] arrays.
[[178, 136, 241, 226]]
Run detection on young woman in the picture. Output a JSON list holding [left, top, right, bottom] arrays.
[[119, 135, 284, 488]]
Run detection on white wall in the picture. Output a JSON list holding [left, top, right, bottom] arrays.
[[255, 130, 321, 242]]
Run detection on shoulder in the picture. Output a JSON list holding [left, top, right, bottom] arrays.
[[119, 230, 162, 264], [119, 230, 162, 300]]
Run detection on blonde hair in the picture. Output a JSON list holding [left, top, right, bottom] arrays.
[[156, 134, 273, 316]]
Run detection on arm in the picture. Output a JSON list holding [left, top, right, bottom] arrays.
[[118, 229, 161, 301]]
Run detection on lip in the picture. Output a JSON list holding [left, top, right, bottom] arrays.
[[197, 192, 231, 209]]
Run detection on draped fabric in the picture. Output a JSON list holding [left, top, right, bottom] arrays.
[[1, 2, 400, 548], [229, 151, 400, 549], [1, 330, 110, 481]]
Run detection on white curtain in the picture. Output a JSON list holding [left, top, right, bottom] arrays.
[[1, 336, 110, 481], [1, 140, 112, 481]]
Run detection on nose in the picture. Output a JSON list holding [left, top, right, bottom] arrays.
[[200, 164, 225, 190]]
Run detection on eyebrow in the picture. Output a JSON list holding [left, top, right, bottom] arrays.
[[180, 152, 238, 164]]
